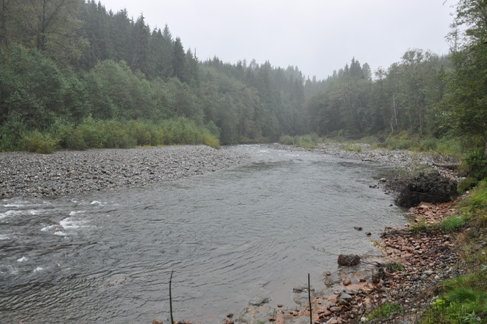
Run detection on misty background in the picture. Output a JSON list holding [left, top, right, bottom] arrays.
[[100, 0, 456, 79]]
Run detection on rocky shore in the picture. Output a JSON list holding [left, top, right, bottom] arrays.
[[234, 202, 464, 324], [278, 142, 460, 178], [231, 144, 464, 324], [0, 145, 249, 199]]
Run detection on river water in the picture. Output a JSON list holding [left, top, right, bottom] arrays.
[[0, 145, 405, 323]]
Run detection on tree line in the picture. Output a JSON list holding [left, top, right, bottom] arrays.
[[0, 0, 486, 156]]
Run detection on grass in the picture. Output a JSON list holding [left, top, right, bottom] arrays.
[[373, 132, 464, 157], [421, 273, 487, 323], [385, 262, 405, 272], [2, 117, 221, 153], [366, 303, 403, 321], [420, 180, 487, 323], [409, 215, 466, 235], [439, 216, 466, 233], [410, 218, 431, 235]]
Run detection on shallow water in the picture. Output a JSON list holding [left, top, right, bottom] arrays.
[[0, 145, 405, 323]]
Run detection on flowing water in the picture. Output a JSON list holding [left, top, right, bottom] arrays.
[[0, 145, 405, 323]]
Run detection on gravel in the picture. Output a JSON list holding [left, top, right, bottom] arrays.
[[0, 145, 249, 199]]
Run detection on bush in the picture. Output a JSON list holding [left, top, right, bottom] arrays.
[[21, 131, 58, 154], [1, 117, 220, 152], [342, 144, 362, 152], [460, 180, 487, 229], [279, 135, 294, 145], [440, 216, 466, 233], [458, 177, 478, 193], [0, 116, 26, 151], [463, 150, 487, 181], [295, 135, 318, 148]]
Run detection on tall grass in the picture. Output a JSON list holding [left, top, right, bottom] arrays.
[[374, 132, 464, 157], [1, 117, 220, 153]]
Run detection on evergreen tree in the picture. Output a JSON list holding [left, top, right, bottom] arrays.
[[447, 0, 487, 152], [172, 37, 186, 82]]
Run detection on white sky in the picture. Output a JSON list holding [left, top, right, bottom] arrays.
[[99, 0, 457, 80]]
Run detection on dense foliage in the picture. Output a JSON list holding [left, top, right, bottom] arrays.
[[0, 0, 486, 158]]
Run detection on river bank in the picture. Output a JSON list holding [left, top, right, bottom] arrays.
[[277, 142, 460, 177], [233, 144, 465, 324], [234, 200, 465, 324], [0, 145, 249, 200]]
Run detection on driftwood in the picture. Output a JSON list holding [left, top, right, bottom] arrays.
[[432, 162, 460, 170]]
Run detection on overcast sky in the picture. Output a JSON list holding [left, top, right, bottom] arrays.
[[99, 0, 457, 80]]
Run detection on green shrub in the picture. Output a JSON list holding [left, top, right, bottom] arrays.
[[1, 117, 220, 152], [77, 117, 105, 148], [201, 132, 220, 149], [460, 180, 487, 229], [463, 150, 487, 181], [279, 135, 294, 145], [342, 144, 362, 152], [295, 135, 318, 148], [435, 138, 464, 157], [21, 131, 58, 154], [0, 116, 26, 151], [367, 303, 403, 321], [440, 216, 466, 233], [458, 177, 479, 194], [410, 218, 431, 235], [385, 262, 405, 272]]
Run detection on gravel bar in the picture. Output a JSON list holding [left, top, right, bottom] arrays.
[[0, 145, 249, 199]]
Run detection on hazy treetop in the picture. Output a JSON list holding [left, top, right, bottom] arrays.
[[99, 0, 456, 79]]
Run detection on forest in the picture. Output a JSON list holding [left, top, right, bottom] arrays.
[[0, 0, 486, 158]]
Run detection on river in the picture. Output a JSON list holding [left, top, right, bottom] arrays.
[[0, 145, 405, 323]]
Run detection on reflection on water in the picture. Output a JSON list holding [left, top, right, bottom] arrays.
[[0, 145, 405, 323]]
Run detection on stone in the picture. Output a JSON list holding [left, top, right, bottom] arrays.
[[395, 171, 458, 208], [338, 293, 353, 304], [343, 278, 351, 286], [152, 320, 163, 324], [353, 226, 363, 231], [337, 254, 361, 266], [249, 296, 271, 306]]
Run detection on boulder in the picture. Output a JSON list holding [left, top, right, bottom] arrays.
[[337, 254, 360, 266], [249, 296, 271, 306], [395, 171, 457, 208]]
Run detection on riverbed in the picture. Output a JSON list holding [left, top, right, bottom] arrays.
[[0, 145, 406, 323]]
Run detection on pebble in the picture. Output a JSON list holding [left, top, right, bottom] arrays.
[[0, 146, 248, 199]]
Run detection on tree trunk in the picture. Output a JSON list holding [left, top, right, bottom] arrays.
[[36, 0, 47, 51], [0, 0, 8, 47]]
